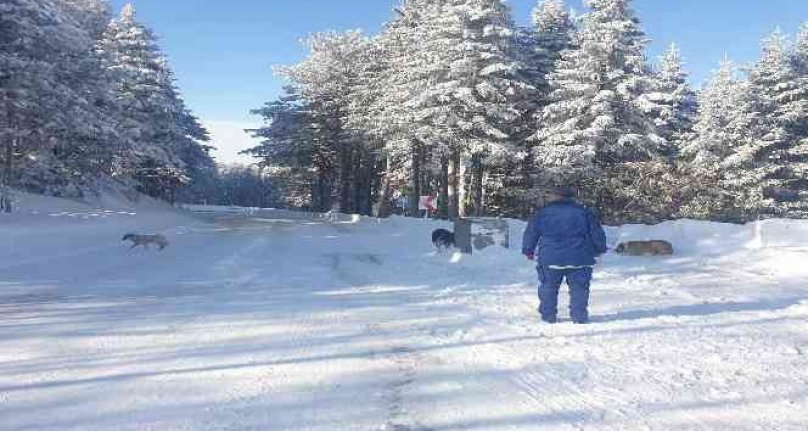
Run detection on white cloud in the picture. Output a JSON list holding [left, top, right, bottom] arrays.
[[204, 121, 262, 166]]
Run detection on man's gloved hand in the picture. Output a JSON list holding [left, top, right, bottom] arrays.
[[525, 251, 535, 261]]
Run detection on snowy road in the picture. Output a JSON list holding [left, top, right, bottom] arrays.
[[1, 201, 807, 430]]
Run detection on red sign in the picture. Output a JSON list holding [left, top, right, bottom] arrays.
[[419, 195, 437, 212]]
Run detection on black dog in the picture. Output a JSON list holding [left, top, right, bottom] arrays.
[[431, 228, 455, 250]]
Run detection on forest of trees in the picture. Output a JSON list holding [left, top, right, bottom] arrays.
[[246, 0, 808, 224], [3, 0, 806, 224], [0, 0, 217, 211]]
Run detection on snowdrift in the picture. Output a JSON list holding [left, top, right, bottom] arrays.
[[609, 218, 808, 255]]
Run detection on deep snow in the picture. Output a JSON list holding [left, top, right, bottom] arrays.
[[1, 193, 806, 430]]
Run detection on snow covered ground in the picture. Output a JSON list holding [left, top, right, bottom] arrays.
[[1, 192, 807, 431]]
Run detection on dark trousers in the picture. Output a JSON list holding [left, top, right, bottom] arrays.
[[537, 266, 592, 323]]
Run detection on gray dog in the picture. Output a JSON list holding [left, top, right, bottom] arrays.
[[122, 233, 169, 250]]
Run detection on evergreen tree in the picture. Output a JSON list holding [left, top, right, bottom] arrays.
[[246, 86, 319, 210], [1, 0, 120, 209], [343, 36, 388, 215], [61, 0, 111, 36], [783, 23, 808, 216], [47, 0, 123, 193], [97, 4, 212, 202], [645, 44, 697, 157], [529, 0, 575, 100], [680, 59, 749, 220], [683, 60, 743, 171], [534, 0, 665, 221], [374, 0, 436, 216], [278, 30, 373, 213], [789, 22, 808, 139], [727, 29, 805, 217], [385, 0, 527, 217], [536, 0, 664, 173], [496, 0, 574, 217]]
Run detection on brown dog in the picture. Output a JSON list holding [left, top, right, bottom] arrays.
[[614, 240, 674, 256]]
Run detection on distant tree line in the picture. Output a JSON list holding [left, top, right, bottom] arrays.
[[245, 0, 808, 224], [209, 165, 275, 209]]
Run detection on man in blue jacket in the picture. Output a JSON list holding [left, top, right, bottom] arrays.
[[522, 186, 608, 324]]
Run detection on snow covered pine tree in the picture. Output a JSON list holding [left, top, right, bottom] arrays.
[[534, 0, 668, 223], [96, 4, 212, 203]]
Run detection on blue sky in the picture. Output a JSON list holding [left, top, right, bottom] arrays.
[[110, 0, 807, 164]]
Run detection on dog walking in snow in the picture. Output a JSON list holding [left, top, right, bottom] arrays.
[[122, 233, 169, 250], [431, 228, 455, 251], [614, 240, 674, 256]]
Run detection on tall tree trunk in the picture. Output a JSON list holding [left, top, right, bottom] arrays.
[[339, 143, 353, 213], [522, 149, 535, 218], [354, 150, 374, 216], [449, 148, 460, 219], [458, 152, 467, 218], [360, 173, 373, 216], [472, 154, 484, 216], [374, 156, 393, 218], [312, 174, 321, 211], [323, 176, 334, 212], [1, 104, 12, 213], [352, 150, 362, 214], [1, 134, 15, 213], [168, 183, 176, 205], [407, 141, 421, 217], [355, 152, 373, 216], [439, 157, 449, 219], [314, 171, 330, 212]]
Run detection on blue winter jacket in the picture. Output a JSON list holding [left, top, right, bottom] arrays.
[[522, 199, 608, 267]]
